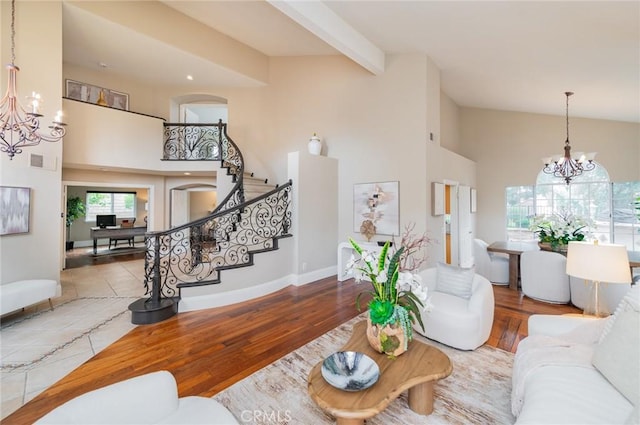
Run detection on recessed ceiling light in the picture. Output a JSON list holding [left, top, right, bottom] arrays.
[[186, 75, 193, 81], [184, 172, 191, 175]]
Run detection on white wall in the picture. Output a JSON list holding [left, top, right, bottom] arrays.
[[288, 151, 338, 277], [460, 107, 640, 244], [1, 1, 64, 284], [440, 91, 462, 153]]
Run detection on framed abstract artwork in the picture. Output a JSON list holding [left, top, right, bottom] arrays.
[[0, 186, 31, 235], [65, 79, 129, 111], [353, 181, 400, 236]]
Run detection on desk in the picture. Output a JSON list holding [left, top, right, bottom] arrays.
[[90, 226, 147, 255], [487, 241, 539, 290]]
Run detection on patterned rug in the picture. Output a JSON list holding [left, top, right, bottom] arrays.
[[214, 314, 515, 424], [0, 296, 136, 370]]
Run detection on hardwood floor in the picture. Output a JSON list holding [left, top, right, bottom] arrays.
[[2, 276, 580, 424]]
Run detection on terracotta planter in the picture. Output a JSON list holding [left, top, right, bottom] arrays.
[[366, 316, 408, 357]]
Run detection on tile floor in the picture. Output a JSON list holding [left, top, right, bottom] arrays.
[[0, 253, 146, 420]]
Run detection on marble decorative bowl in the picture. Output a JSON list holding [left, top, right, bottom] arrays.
[[321, 351, 380, 391]]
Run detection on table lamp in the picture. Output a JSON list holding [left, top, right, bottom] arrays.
[[566, 241, 631, 317]]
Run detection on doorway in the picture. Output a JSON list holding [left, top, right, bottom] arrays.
[[442, 182, 473, 268]]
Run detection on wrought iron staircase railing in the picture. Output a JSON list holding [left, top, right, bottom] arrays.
[[129, 121, 293, 324]]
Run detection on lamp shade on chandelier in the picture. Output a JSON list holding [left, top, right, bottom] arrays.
[[542, 92, 596, 185], [0, 0, 66, 160]]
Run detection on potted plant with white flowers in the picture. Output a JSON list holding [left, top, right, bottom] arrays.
[[345, 225, 432, 357], [530, 211, 593, 253]]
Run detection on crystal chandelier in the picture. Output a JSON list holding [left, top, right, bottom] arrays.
[[0, 0, 66, 160], [542, 92, 596, 185]]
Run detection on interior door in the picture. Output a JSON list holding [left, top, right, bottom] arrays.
[[458, 185, 473, 267]]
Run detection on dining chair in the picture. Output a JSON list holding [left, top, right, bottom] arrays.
[[473, 238, 510, 285], [520, 250, 570, 303]]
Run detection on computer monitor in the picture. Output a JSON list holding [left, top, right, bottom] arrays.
[[96, 214, 116, 228]]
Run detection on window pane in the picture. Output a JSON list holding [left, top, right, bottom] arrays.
[[506, 186, 535, 241], [612, 181, 640, 252], [113, 193, 135, 217], [86, 193, 112, 220], [85, 192, 136, 221]]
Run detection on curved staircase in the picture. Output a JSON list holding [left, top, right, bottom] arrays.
[[129, 121, 293, 324]]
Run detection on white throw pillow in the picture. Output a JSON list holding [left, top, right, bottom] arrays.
[[435, 262, 474, 299], [599, 285, 639, 343], [592, 307, 640, 404]]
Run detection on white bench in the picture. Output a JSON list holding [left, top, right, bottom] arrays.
[[0, 279, 60, 316]]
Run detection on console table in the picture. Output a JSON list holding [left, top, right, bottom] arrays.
[[90, 226, 147, 254]]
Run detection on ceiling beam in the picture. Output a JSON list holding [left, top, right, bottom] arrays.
[[267, 0, 385, 75]]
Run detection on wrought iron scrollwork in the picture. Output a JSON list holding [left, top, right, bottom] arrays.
[[163, 124, 221, 160], [144, 182, 292, 296], [145, 120, 292, 300]]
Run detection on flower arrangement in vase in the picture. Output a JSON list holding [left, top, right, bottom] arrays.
[[345, 224, 432, 357], [530, 211, 593, 252]]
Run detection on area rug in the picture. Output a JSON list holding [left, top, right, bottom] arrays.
[[213, 314, 515, 424], [0, 296, 136, 370]]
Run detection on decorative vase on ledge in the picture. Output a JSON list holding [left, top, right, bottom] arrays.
[[308, 133, 322, 155]]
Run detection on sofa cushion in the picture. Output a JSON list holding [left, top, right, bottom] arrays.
[[592, 307, 639, 404], [435, 262, 474, 299], [35, 371, 179, 424], [159, 397, 239, 424], [599, 285, 639, 343], [515, 365, 633, 424]]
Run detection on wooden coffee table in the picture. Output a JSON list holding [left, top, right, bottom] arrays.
[[308, 320, 452, 425]]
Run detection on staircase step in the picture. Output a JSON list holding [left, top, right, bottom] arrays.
[[128, 297, 178, 325]]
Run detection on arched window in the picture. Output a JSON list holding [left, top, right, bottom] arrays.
[[506, 163, 640, 252]]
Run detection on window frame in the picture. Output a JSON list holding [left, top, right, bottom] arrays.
[[85, 191, 137, 222]]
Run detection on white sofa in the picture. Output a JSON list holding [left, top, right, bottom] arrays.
[[35, 370, 239, 424], [414, 264, 495, 350], [512, 286, 639, 424]]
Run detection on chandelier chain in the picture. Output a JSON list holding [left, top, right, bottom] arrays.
[[565, 91, 570, 146], [10, 0, 15, 65]]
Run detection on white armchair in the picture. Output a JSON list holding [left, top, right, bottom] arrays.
[[35, 370, 239, 424], [520, 250, 570, 304], [473, 239, 509, 285], [414, 265, 495, 350]]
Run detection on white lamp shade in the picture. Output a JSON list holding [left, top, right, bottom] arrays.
[[566, 241, 631, 284]]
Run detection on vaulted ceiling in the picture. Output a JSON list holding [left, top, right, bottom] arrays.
[[63, 1, 639, 123]]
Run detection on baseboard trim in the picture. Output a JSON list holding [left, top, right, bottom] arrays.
[[178, 266, 338, 312]]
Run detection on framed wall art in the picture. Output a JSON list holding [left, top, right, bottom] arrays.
[[353, 181, 400, 236], [65, 79, 129, 111], [0, 186, 31, 236]]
